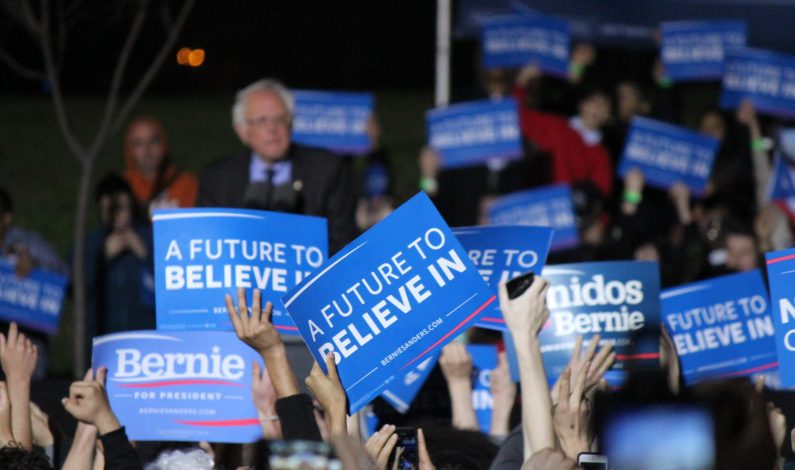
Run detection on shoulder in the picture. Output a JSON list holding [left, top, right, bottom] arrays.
[[291, 144, 347, 169]]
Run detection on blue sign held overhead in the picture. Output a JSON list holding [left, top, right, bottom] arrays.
[[92, 330, 264, 443], [662, 270, 777, 385], [721, 48, 795, 118], [468, 344, 498, 434], [768, 152, 795, 201], [660, 20, 746, 82], [427, 99, 522, 169], [487, 185, 578, 252], [481, 14, 570, 76], [291, 90, 374, 155], [380, 352, 440, 414], [282, 192, 495, 413], [153, 208, 327, 334], [0, 260, 67, 334], [453, 226, 553, 331], [765, 249, 795, 387], [618, 117, 719, 195]]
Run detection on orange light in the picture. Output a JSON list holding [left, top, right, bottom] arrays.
[[188, 48, 205, 67], [176, 47, 191, 65]]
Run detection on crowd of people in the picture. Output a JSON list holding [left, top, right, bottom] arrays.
[[2, 35, 795, 469]]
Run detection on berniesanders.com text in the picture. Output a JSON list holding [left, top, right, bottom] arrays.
[[380, 317, 443, 366]]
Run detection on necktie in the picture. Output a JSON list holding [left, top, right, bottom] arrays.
[[264, 167, 276, 208]]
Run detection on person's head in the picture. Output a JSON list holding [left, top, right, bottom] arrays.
[[0, 188, 12, 240], [633, 240, 661, 262], [125, 117, 168, 179], [615, 81, 647, 123], [95, 174, 138, 231], [482, 68, 511, 99], [144, 447, 214, 470], [724, 221, 759, 272], [0, 445, 53, 469], [232, 79, 294, 162], [578, 88, 611, 131], [423, 425, 498, 470], [700, 109, 727, 142]]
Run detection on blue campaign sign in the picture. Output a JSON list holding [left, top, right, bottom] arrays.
[[453, 226, 553, 330], [92, 330, 264, 443], [380, 352, 440, 413], [291, 90, 374, 155], [721, 48, 795, 118], [153, 209, 327, 334], [481, 14, 570, 76], [282, 192, 495, 413], [618, 117, 718, 194], [427, 99, 522, 169], [660, 20, 746, 82], [768, 152, 795, 201], [468, 344, 498, 434], [765, 249, 795, 387], [661, 270, 777, 385], [486, 185, 578, 252], [538, 261, 661, 385], [0, 260, 67, 334]]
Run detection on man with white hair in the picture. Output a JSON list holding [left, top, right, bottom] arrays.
[[197, 79, 356, 252]]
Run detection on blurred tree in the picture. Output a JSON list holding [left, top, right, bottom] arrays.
[[0, 0, 196, 376]]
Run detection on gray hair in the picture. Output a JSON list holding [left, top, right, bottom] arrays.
[[144, 448, 214, 470], [231, 78, 294, 128]]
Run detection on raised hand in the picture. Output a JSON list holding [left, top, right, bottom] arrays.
[[499, 276, 550, 342], [552, 335, 614, 403], [418, 428, 436, 470], [251, 361, 281, 439], [62, 368, 121, 435], [490, 352, 517, 438], [226, 288, 281, 354], [439, 342, 472, 382], [306, 352, 348, 436], [0, 322, 37, 449], [365, 424, 399, 470], [440, 342, 478, 431], [552, 365, 593, 460]]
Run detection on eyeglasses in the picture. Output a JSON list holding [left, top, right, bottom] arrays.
[[245, 114, 290, 128]]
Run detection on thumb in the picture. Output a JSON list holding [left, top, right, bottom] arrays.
[[83, 368, 94, 381], [325, 352, 339, 380], [96, 367, 108, 386]]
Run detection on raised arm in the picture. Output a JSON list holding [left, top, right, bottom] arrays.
[[0, 322, 38, 449], [305, 352, 348, 437], [439, 342, 479, 431]]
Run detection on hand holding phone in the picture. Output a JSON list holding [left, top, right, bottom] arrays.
[[506, 271, 535, 299], [578, 452, 608, 470], [388, 427, 419, 470]]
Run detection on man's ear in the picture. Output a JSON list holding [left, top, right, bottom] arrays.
[[233, 123, 249, 146]]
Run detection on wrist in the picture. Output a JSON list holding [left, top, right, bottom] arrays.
[[260, 342, 286, 360], [94, 411, 121, 436], [623, 189, 642, 205], [419, 177, 438, 194]]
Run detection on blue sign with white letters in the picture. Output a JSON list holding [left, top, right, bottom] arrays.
[[0, 260, 67, 334], [481, 14, 570, 76], [453, 226, 553, 330], [291, 90, 374, 155], [427, 99, 522, 169], [660, 20, 746, 82], [618, 117, 718, 195], [468, 344, 498, 434], [92, 330, 264, 442], [765, 249, 795, 387], [380, 352, 440, 414], [661, 270, 777, 385], [282, 192, 495, 413], [768, 152, 795, 201], [503, 261, 660, 384], [487, 185, 578, 252], [153, 208, 327, 334], [721, 48, 795, 118]]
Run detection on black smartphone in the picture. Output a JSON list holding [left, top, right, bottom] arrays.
[[577, 452, 608, 470], [387, 427, 418, 470], [506, 271, 535, 299]]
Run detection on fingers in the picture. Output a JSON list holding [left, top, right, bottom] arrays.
[[83, 368, 94, 381], [592, 352, 615, 383], [225, 294, 243, 333], [96, 367, 107, 386], [379, 433, 399, 467], [558, 367, 571, 401], [497, 282, 511, 315], [571, 335, 583, 362], [325, 352, 339, 381], [591, 339, 613, 371], [237, 288, 250, 330], [7, 322, 17, 347], [305, 361, 322, 393], [0, 333, 5, 354], [571, 361, 591, 405], [366, 424, 396, 464], [252, 289, 262, 325], [582, 334, 600, 363], [418, 428, 433, 468], [264, 301, 274, 326]]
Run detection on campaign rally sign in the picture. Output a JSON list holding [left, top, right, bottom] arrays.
[[453, 226, 553, 330], [153, 208, 327, 334], [481, 14, 570, 76], [768, 152, 795, 201], [661, 270, 777, 385], [282, 192, 495, 413], [487, 185, 578, 252], [506, 261, 660, 385], [380, 352, 440, 413], [291, 90, 374, 155], [765, 249, 795, 386], [92, 330, 264, 442], [427, 99, 522, 169], [721, 48, 795, 118], [660, 20, 746, 82], [469, 344, 498, 434], [0, 260, 67, 334], [618, 117, 718, 194]]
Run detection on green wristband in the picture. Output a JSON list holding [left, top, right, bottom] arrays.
[[751, 138, 767, 152], [658, 76, 673, 88], [569, 63, 585, 76], [419, 177, 438, 193], [623, 189, 642, 205]]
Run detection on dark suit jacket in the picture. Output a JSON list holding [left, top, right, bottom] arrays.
[[197, 144, 357, 253]]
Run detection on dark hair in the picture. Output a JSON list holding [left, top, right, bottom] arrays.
[[423, 426, 498, 470], [0, 187, 13, 215], [95, 174, 134, 203], [0, 445, 53, 469], [577, 86, 609, 106]]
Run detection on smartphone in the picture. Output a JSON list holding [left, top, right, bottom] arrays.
[[506, 271, 534, 299], [387, 427, 418, 470], [578, 452, 608, 470]]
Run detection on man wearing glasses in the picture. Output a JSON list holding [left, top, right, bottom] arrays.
[[198, 79, 357, 253]]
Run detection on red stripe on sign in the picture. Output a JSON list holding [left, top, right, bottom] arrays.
[[274, 325, 299, 331], [615, 353, 660, 360], [175, 418, 260, 427], [401, 295, 496, 370], [479, 317, 505, 324], [119, 379, 241, 388], [767, 253, 795, 265], [714, 361, 779, 378]]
